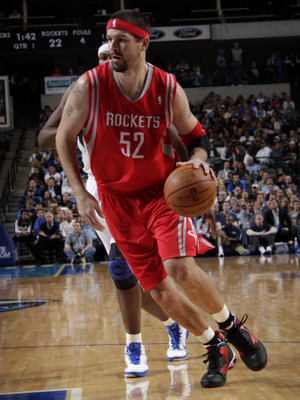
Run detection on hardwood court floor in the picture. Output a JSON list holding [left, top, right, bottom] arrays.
[[0, 254, 299, 399]]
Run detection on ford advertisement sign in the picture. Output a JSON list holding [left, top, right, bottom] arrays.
[[150, 25, 210, 42]]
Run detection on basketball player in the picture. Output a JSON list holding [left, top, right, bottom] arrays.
[[38, 43, 201, 378], [56, 10, 267, 388]]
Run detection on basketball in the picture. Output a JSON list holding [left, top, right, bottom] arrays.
[[164, 165, 217, 217]]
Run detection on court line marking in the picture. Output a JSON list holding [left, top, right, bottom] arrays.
[[1, 340, 299, 350]]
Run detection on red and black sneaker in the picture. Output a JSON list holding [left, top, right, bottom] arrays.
[[201, 339, 237, 388], [221, 314, 267, 372]]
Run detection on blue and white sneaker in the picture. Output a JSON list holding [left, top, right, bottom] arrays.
[[124, 342, 148, 377], [167, 323, 189, 361]]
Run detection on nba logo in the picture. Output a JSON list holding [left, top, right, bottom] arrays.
[[157, 95, 162, 105], [112, 19, 117, 27]]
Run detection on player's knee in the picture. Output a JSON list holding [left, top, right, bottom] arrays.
[[165, 259, 194, 285], [108, 259, 138, 290]]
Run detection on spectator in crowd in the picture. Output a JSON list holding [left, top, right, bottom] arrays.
[[47, 152, 63, 173], [255, 140, 272, 166], [61, 177, 73, 196], [13, 210, 33, 253], [44, 165, 62, 186], [231, 42, 243, 86], [246, 212, 277, 255], [249, 184, 259, 201], [28, 144, 43, 163], [55, 208, 66, 224], [175, 58, 191, 87], [217, 215, 247, 257], [217, 161, 232, 181], [216, 48, 227, 86], [289, 200, 300, 243], [239, 199, 258, 246], [64, 221, 96, 263], [41, 190, 57, 208], [190, 63, 204, 87], [60, 209, 75, 239], [45, 177, 61, 201], [17, 198, 35, 220], [257, 171, 269, 192], [60, 192, 74, 209], [19, 188, 42, 209], [216, 201, 237, 228], [264, 198, 293, 243], [36, 211, 64, 264], [227, 174, 247, 195], [229, 199, 242, 226], [9, 8, 21, 18]]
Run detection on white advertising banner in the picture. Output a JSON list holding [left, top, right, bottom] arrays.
[[44, 75, 79, 94], [150, 25, 211, 42]]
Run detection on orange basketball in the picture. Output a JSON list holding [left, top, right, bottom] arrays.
[[164, 165, 217, 217]]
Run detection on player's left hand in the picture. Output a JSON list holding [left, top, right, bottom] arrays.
[[176, 159, 216, 180]]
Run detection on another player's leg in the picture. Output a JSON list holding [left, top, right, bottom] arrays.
[[141, 290, 189, 361], [109, 244, 189, 377]]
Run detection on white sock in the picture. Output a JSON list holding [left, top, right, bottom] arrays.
[[259, 245, 265, 255], [195, 326, 215, 344], [163, 318, 176, 327], [266, 246, 272, 252], [126, 333, 142, 345], [218, 245, 224, 256], [211, 304, 230, 323]]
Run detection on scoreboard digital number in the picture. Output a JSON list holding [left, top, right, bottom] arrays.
[[0, 28, 105, 51]]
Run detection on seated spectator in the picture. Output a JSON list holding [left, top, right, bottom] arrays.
[[61, 177, 73, 196], [239, 199, 258, 246], [246, 212, 277, 255], [77, 214, 101, 247], [55, 208, 66, 224], [17, 198, 36, 220], [261, 178, 280, 195], [47, 152, 63, 173], [217, 161, 233, 181], [257, 171, 269, 192], [264, 199, 293, 243], [249, 184, 259, 201], [36, 211, 64, 264], [255, 140, 272, 166], [13, 210, 33, 253], [245, 156, 261, 177], [64, 221, 96, 263], [217, 215, 247, 257], [60, 209, 75, 239], [229, 199, 242, 226], [226, 174, 246, 195], [216, 201, 237, 228], [289, 199, 300, 242], [44, 165, 62, 186], [31, 209, 45, 256], [41, 190, 57, 208], [28, 144, 43, 163], [45, 177, 61, 201]]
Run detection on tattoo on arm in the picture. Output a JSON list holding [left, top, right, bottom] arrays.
[[187, 112, 192, 119], [73, 82, 82, 95], [66, 104, 74, 117]]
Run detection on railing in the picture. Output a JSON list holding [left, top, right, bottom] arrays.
[[0, 126, 26, 220]]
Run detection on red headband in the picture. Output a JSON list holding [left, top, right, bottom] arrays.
[[106, 18, 150, 38]]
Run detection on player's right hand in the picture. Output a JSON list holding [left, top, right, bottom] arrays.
[[76, 191, 105, 231]]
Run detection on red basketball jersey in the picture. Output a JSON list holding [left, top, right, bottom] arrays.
[[83, 61, 177, 193]]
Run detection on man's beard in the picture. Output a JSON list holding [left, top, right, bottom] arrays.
[[112, 59, 129, 73]]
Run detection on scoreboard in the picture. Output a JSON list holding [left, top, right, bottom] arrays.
[[0, 28, 106, 51]]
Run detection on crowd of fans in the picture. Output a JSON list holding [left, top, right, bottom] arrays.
[[12, 88, 300, 263]]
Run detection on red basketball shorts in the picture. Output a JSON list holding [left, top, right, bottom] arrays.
[[100, 185, 213, 291]]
